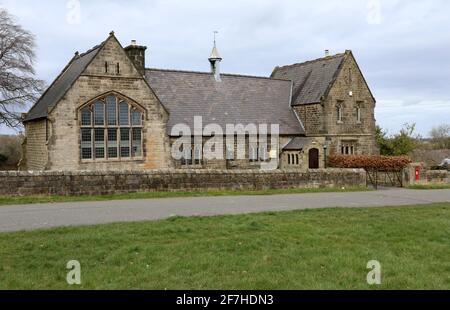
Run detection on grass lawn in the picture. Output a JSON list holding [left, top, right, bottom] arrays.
[[409, 184, 450, 190], [0, 203, 449, 289], [0, 186, 369, 206]]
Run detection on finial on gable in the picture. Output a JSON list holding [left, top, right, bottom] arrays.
[[109, 30, 115, 36], [74, 51, 79, 57]]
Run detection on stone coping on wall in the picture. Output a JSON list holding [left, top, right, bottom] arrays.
[[0, 168, 365, 176]]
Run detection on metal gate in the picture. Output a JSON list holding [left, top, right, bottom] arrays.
[[366, 169, 405, 189]]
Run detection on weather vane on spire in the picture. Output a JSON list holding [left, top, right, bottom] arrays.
[[213, 31, 218, 46]]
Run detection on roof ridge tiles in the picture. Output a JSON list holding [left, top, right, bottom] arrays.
[[276, 52, 346, 71], [146, 68, 290, 81]]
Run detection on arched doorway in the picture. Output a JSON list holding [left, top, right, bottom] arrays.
[[308, 148, 319, 169]]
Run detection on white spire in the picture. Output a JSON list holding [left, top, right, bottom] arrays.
[[208, 31, 222, 61], [208, 31, 222, 81]]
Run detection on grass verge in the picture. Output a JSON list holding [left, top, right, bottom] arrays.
[[0, 186, 369, 206], [0, 203, 448, 289]]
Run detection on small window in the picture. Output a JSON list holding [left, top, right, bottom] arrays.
[[119, 102, 129, 125], [105, 61, 108, 73], [249, 144, 258, 162], [81, 129, 92, 159], [106, 96, 117, 126], [259, 146, 268, 161], [107, 129, 118, 158], [337, 104, 343, 123], [120, 128, 130, 157], [194, 145, 202, 165], [94, 128, 105, 159], [182, 146, 192, 165], [131, 109, 142, 126], [81, 106, 91, 126], [132, 128, 142, 157], [226, 146, 234, 161], [116, 63, 120, 74], [296, 154, 299, 165], [341, 143, 356, 155], [348, 68, 352, 84], [93, 101, 104, 126], [356, 104, 362, 123]]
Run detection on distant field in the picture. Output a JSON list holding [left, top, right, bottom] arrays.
[[0, 203, 448, 289]]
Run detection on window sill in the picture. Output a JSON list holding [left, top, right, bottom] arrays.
[[80, 157, 145, 163], [337, 121, 344, 124]]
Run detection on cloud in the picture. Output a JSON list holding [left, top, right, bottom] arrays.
[[0, 0, 449, 136]]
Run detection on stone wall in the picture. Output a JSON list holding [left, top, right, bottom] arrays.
[[293, 104, 324, 134], [404, 163, 449, 186], [426, 170, 449, 184], [0, 169, 366, 196], [23, 119, 48, 171]]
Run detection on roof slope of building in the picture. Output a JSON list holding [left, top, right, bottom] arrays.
[[145, 69, 305, 135], [23, 44, 103, 122], [283, 137, 313, 150], [271, 53, 346, 106]]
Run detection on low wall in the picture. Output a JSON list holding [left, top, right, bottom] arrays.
[[426, 170, 449, 184], [0, 169, 366, 196], [405, 163, 449, 185]]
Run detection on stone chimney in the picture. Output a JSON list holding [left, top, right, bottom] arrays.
[[124, 40, 147, 76]]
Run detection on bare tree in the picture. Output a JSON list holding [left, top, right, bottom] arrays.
[[430, 124, 450, 149], [0, 9, 43, 128]]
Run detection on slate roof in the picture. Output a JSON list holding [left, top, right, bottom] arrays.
[[24, 33, 352, 139], [283, 137, 313, 150], [145, 69, 305, 136], [23, 44, 103, 122], [271, 53, 346, 105]]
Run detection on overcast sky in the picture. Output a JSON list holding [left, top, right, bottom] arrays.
[[1, 0, 449, 136]]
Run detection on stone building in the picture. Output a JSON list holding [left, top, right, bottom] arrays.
[[20, 32, 377, 171]]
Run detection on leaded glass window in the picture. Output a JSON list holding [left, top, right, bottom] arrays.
[[79, 94, 144, 161], [94, 101, 104, 126], [119, 102, 129, 126]]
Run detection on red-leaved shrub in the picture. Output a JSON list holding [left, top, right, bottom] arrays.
[[328, 155, 412, 171]]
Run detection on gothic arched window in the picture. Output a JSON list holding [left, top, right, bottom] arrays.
[[79, 94, 144, 160]]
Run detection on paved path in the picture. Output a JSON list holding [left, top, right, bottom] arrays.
[[0, 188, 449, 232]]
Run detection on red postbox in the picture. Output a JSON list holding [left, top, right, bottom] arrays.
[[415, 166, 420, 181]]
